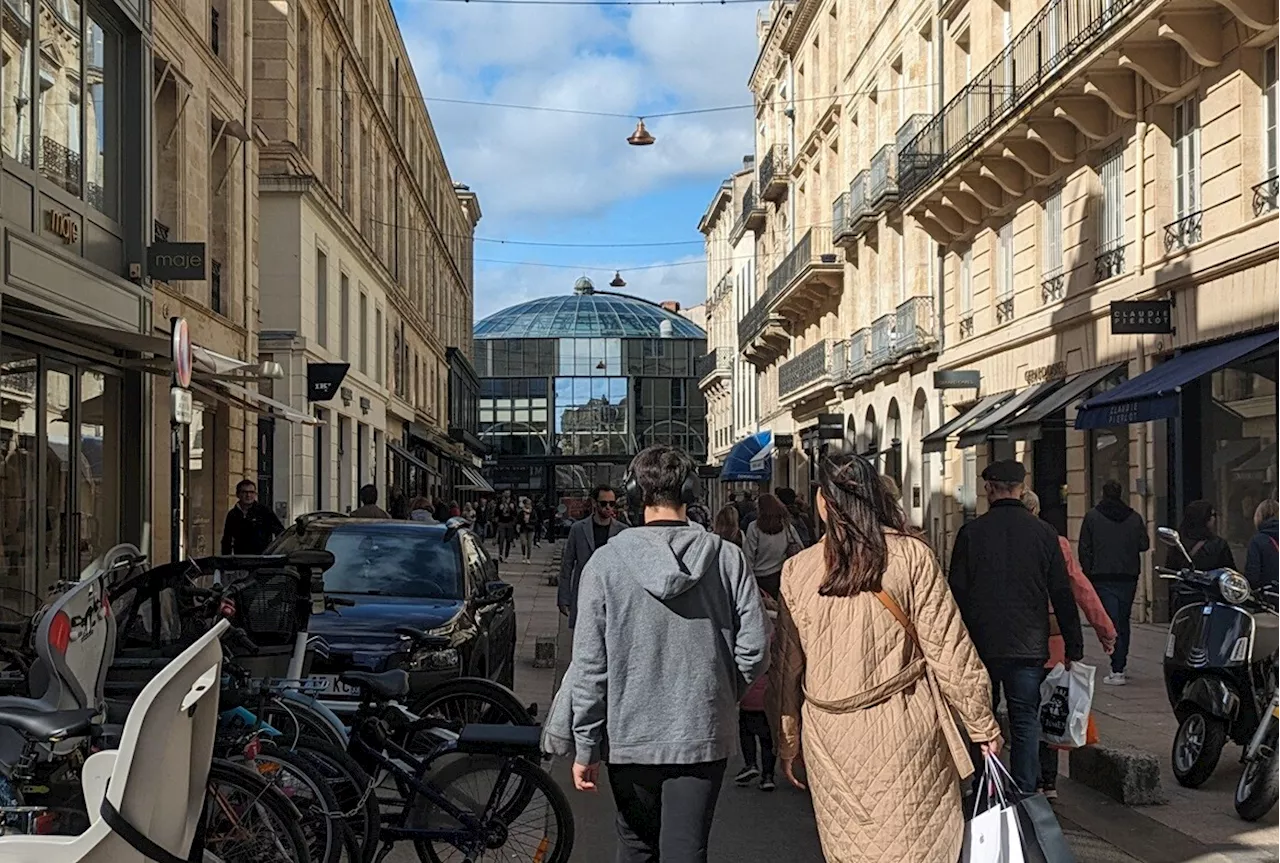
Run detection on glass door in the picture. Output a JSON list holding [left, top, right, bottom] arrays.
[[0, 349, 39, 616], [43, 363, 74, 592], [78, 369, 121, 571]]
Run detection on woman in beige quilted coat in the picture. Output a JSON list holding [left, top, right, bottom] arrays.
[[771, 453, 1003, 863]]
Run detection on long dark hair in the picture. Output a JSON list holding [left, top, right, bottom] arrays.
[[755, 493, 790, 535], [817, 453, 913, 596], [714, 505, 742, 544], [1178, 500, 1217, 542]]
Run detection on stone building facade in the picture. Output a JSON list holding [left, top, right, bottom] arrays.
[[252, 0, 478, 519]]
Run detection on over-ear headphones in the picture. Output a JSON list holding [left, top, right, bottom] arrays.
[[622, 455, 700, 510]]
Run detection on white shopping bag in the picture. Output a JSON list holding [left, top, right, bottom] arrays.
[[1039, 662, 1096, 748], [962, 757, 1027, 863]]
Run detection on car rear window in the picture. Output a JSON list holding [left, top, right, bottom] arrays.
[[284, 525, 463, 600]]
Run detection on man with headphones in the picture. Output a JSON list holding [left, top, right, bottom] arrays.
[[564, 444, 770, 862]]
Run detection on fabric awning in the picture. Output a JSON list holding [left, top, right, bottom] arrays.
[[458, 465, 494, 492], [217, 380, 319, 426], [956, 381, 1063, 449], [1076, 330, 1278, 430], [921, 393, 1012, 454], [387, 440, 432, 473], [193, 346, 256, 376], [1006, 363, 1127, 440], [721, 430, 773, 482]]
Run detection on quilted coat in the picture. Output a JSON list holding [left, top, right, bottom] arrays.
[[772, 534, 1001, 863]]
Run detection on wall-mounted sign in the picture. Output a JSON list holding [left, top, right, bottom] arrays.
[[171, 317, 192, 388], [307, 362, 350, 402], [817, 413, 844, 439], [148, 242, 207, 281], [1111, 300, 1173, 334], [45, 209, 78, 245], [934, 370, 981, 390], [1025, 361, 1068, 385], [774, 434, 794, 449]]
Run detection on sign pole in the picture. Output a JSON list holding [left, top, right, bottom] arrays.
[[170, 317, 194, 563]]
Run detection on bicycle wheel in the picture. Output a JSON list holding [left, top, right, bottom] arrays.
[[290, 740, 381, 863], [242, 744, 343, 863], [260, 693, 348, 750], [404, 755, 574, 863], [408, 677, 533, 731], [203, 759, 311, 863]]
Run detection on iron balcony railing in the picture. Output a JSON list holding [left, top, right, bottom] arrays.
[[1041, 272, 1066, 303], [41, 136, 80, 195], [154, 220, 171, 242], [894, 296, 937, 356], [834, 329, 870, 382], [895, 114, 932, 193], [738, 299, 778, 346], [869, 145, 898, 207], [210, 259, 223, 314], [1252, 176, 1278, 217], [765, 226, 837, 299], [832, 192, 852, 242], [1163, 211, 1203, 252], [760, 144, 789, 193], [733, 183, 763, 236], [695, 346, 733, 380], [870, 314, 896, 368], [898, 0, 1149, 202], [1094, 239, 1126, 282], [779, 339, 833, 399], [996, 296, 1015, 324], [848, 171, 871, 230]]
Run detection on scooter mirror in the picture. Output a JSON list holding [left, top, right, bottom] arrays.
[[1157, 526, 1193, 564]]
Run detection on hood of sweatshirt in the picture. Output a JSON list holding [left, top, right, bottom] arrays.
[[1096, 498, 1135, 523], [1262, 517, 1278, 540], [606, 524, 724, 600]]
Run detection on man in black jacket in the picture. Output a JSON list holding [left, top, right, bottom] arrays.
[[220, 479, 285, 555], [1079, 479, 1150, 686], [948, 460, 1083, 793]]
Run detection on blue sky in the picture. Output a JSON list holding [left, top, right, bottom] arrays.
[[390, 0, 766, 322]]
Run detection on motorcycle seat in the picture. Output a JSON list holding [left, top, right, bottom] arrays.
[[338, 669, 410, 701], [0, 707, 97, 742], [456, 723, 542, 756]]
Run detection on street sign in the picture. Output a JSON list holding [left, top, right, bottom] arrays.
[[148, 242, 207, 281], [934, 370, 981, 389], [171, 317, 192, 388], [1111, 300, 1173, 334], [307, 362, 350, 401], [170, 385, 194, 425]]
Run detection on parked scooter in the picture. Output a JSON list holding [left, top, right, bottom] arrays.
[[1234, 581, 1278, 820], [1157, 527, 1279, 789]]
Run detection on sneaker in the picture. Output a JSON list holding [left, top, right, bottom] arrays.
[[734, 767, 760, 786], [760, 777, 777, 792], [1103, 671, 1128, 686]]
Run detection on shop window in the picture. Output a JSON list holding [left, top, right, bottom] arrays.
[[961, 449, 977, 523], [1088, 371, 1132, 507], [185, 401, 216, 557], [78, 369, 120, 571]]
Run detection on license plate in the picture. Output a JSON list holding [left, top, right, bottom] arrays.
[[305, 674, 362, 697]]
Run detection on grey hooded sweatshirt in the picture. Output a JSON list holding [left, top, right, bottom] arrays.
[[569, 523, 770, 766]]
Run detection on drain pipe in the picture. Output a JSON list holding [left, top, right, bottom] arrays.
[[1134, 76, 1147, 277], [1131, 76, 1155, 619]]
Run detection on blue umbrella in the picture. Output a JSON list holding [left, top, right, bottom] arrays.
[[721, 430, 773, 482]]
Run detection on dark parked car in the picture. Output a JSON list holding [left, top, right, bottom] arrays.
[[268, 515, 517, 702]]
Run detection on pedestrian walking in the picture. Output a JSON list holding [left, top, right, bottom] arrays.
[[433, 497, 451, 523], [409, 496, 438, 523], [1166, 500, 1237, 613], [349, 484, 392, 519], [495, 491, 518, 562], [219, 479, 285, 555], [517, 497, 536, 563], [776, 488, 814, 547], [947, 459, 1082, 794], [743, 493, 802, 600], [713, 505, 743, 547], [772, 453, 1002, 863], [1245, 499, 1279, 591], [737, 491, 758, 531], [1078, 479, 1149, 686], [736, 589, 779, 792], [557, 485, 626, 626], [1023, 489, 1117, 798], [474, 495, 489, 536], [562, 445, 770, 862], [388, 487, 409, 520]]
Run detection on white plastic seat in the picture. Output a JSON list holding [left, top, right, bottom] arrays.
[[0, 619, 226, 862]]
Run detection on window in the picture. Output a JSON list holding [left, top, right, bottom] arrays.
[[997, 220, 1014, 300], [339, 273, 350, 359], [359, 292, 368, 374], [293, 525, 463, 599], [959, 246, 973, 318], [375, 307, 383, 383], [322, 58, 334, 187], [1042, 184, 1063, 278], [1173, 97, 1201, 219], [1265, 45, 1277, 179], [340, 85, 351, 213], [316, 248, 328, 347], [298, 10, 311, 159], [1097, 143, 1125, 278]]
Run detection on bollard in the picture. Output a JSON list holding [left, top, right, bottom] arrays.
[[533, 635, 557, 669]]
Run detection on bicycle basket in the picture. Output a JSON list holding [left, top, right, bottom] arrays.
[[232, 569, 307, 646]]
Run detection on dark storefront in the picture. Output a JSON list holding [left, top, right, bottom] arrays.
[[473, 279, 707, 506]]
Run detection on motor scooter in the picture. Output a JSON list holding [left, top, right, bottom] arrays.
[[1157, 527, 1279, 789], [1234, 581, 1278, 820]]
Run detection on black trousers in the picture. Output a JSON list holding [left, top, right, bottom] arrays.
[[608, 760, 727, 863], [738, 710, 775, 778]]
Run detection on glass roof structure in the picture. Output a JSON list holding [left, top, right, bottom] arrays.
[[474, 281, 705, 341]]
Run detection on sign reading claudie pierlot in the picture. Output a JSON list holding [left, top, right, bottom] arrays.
[[1110, 300, 1173, 335]]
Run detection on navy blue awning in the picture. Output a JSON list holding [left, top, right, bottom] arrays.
[[721, 430, 773, 482], [1075, 330, 1278, 430]]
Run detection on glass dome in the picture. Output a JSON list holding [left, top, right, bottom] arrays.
[[474, 287, 706, 340]]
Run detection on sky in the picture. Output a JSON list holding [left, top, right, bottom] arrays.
[[390, 0, 766, 324]]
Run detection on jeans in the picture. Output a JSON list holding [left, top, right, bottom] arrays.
[[1094, 579, 1137, 673], [1038, 741, 1058, 790], [608, 760, 726, 863], [980, 660, 1046, 794], [497, 523, 516, 560], [519, 529, 533, 559], [756, 571, 782, 600], [738, 710, 775, 779]]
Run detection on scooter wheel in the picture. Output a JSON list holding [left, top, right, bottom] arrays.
[[1234, 743, 1278, 821], [1172, 711, 1226, 788]]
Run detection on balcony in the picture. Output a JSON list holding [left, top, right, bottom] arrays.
[[833, 329, 870, 384], [870, 314, 896, 369], [832, 192, 852, 246], [894, 296, 938, 358], [778, 339, 835, 404], [696, 347, 733, 389], [1094, 240, 1126, 282], [1252, 176, 1279, 217], [210, 259, 223, 315], [759, 145, 789, 202], [154, 220, 171, 243], [995, 296, 1015, 324], [732, 183, 766, 239], [1163, 211, 1202, 253], [869, 145, 898, 210], [895, 114, 933, 194], [847, 171, 873, 237], [1041, 272, 1066, 304]]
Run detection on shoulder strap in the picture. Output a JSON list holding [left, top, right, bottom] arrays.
[[1190, 539, 1207, 559], [874, 589, 918, 646]]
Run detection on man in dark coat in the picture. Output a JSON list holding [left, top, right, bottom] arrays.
[[220, 479, 285, 555], [1078, 479, 1150, 686], [948, 460, 1083, 794]]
